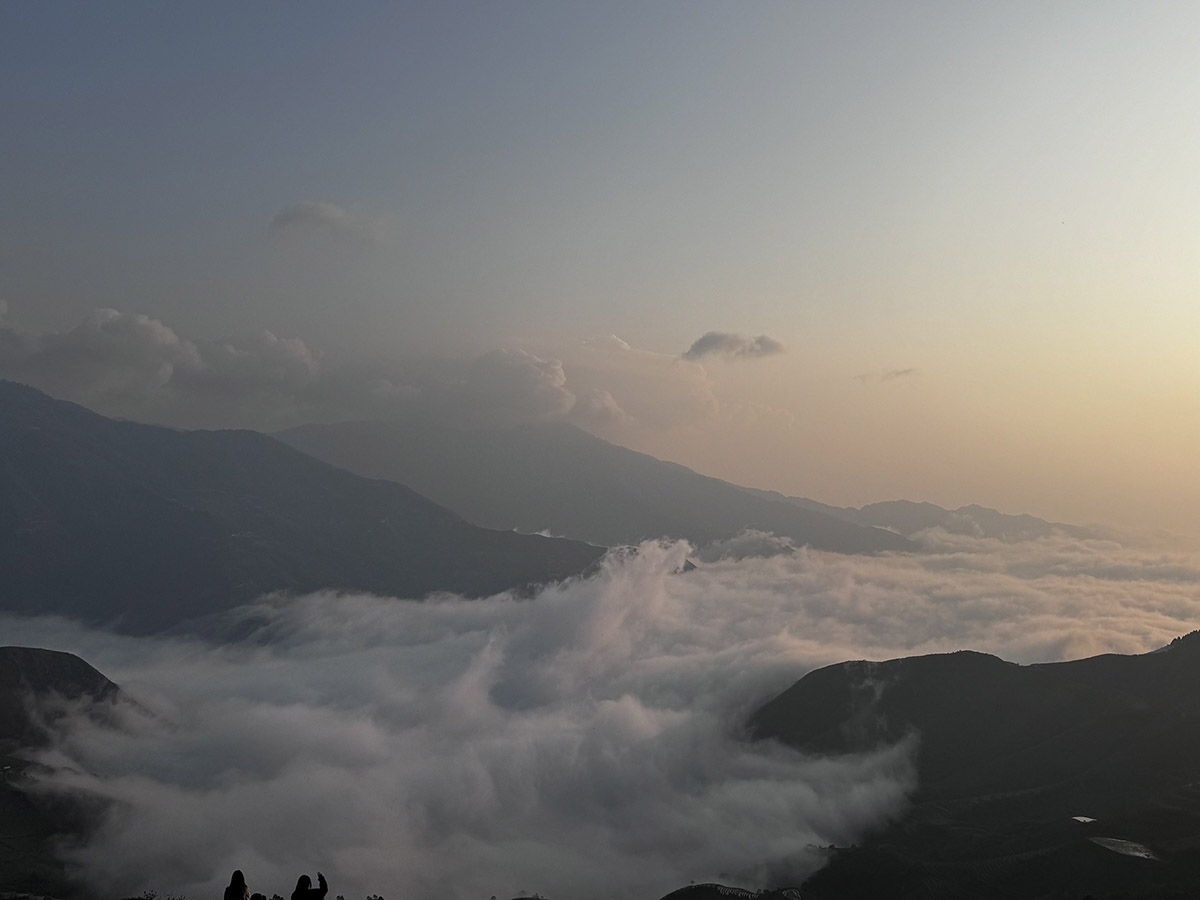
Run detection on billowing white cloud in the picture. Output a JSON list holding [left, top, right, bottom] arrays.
[[0, 309, 784, 440], [567, 342, 720, 434], [695, 529, 797, 562], [0, 310, 329, 429], [196, 331, 321, 391], [682, 332, 785, 362], [440, 348, 576, 428], [0, 308, 203, 408], [13, 530, 1200, 900], [269, 201, 385, 245], [20, 540, 917, 900], [567, 387, 630, 428], [174, 331, 325, 428]]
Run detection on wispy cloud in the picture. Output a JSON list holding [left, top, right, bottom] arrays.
[[581, 334, 632, 353], [854, 367, 920, 383], [269, 201, 385, 245], [682, 332, 785, 362]]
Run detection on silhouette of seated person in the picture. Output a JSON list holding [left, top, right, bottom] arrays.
[[224, 869, 250, 900], [291, 872, 328, 900]]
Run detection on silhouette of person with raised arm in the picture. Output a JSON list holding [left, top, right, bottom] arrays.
[[291, 872, 328, 900], [224, 870, 250, 900]]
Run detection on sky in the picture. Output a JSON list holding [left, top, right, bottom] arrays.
[[3, 2, 1200, 532]]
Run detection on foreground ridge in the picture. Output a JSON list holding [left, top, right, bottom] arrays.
[[751, 632, 1200, 899]]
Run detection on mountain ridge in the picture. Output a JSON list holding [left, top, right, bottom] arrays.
[[0, 646, 129, 898], [0, 381, 604, 633], [750, 632, 1200, 899], [278, 417, 915, 555], [741, 489, 1096, 540]]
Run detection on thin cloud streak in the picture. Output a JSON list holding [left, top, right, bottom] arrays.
[[269, 201, 386, 245], [854, 368, 920, 383]]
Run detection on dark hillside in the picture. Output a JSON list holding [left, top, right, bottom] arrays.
[[0, 646, 128, 898], [0, 381, 603, 632], [751, 633, 1200, 899], [280, 418, 913, 554]]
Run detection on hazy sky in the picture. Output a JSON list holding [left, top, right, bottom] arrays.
[[3, 2, 1200, 532]]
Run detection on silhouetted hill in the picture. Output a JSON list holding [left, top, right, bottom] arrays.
[[278, 419, 913, 554], [0, 381, 603, 632], [751, 633, 1200, 899], [0, 646, 122, 752], [743, 490, 1093, 540], [0, 647, 128, 898]]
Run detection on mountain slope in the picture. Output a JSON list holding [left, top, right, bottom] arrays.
[[0, 646, 122, 752], [278, 419, 913, 554], [0, 381, 603, 632], [751, 634, 1200, 899], [0, 646, 128, 898]]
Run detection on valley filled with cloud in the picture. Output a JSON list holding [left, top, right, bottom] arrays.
[[12, 527, 1200, 900], [7, 7, 1200, 898]]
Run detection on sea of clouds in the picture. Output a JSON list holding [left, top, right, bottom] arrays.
[[9, 528, 1200, 900]]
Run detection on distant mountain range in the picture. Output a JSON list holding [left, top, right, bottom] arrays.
[[0, 646, 126, 897], [279, 419, 914, 554], [742, 491, 1095, 541], [3, 381, 1086, 637], [0, 381, 603, 632], [750, 634, 1200, 899]]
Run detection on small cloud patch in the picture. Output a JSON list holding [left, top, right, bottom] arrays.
[[854, 368, 920, 383], [269, 201, 384, 245], [682, 332, 785, 362]]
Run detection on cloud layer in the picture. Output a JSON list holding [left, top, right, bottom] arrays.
[[443, 348, 576, 428], [0, 308, 326, 429], [0, 310, 585, 430], [0, 310, 787, 443], [13, 529, 1200, 900], [22, 541, 914, 900], [682, 332, 785, 362]]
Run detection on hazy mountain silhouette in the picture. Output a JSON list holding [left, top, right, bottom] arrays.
[[0, 646, 128, 898], [742, 490, 1095, 540], [750, 634, 1200, 899], [278, 419, 913, 554], [0, 381, 603, 632], [0, 646, 122, 751]]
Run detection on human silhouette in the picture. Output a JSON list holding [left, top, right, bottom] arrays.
[[291, 872, 328, 900], [224, 870, 250, 900], [250, 894, 266, 900]]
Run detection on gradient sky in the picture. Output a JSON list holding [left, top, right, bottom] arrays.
[[3, 2, 1200, 532]]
